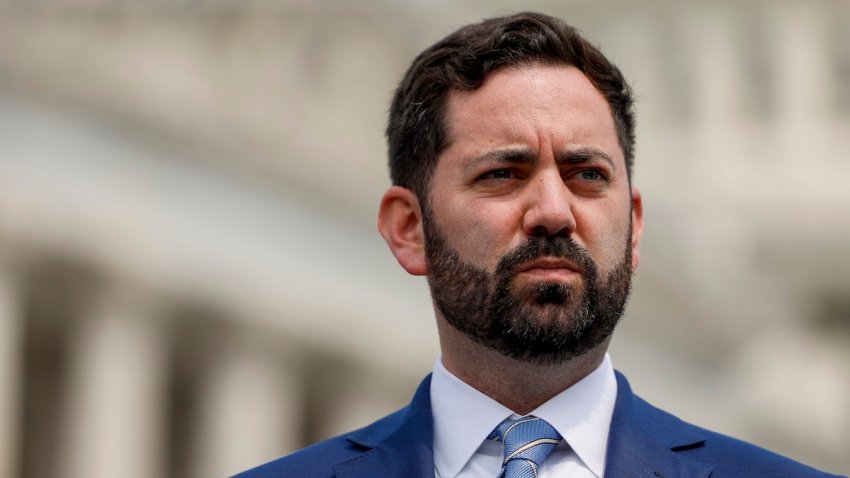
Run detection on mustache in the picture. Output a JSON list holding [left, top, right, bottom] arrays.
[[495, 235, 596, 277]]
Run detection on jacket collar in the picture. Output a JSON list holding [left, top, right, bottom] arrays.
[[604, 371, 712, 478], [334, 375, 435, 478], [331, 371, 714, 478]]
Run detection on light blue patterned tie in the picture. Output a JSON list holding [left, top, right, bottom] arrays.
[[489, 416, 562, 478]]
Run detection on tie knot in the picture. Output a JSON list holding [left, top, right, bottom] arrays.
[[490, 416, 562, 477]]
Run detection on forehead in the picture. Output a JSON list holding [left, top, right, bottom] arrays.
[[440, 64, 623, 168]]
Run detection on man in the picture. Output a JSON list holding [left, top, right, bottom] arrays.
[[236, 12, 844, 478]]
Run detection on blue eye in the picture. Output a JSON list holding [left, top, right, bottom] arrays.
[[478, 169, 514, 181], [578, 169, 605, 181]]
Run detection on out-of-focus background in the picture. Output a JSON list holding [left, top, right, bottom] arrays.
[[0, 0, 848, 477]]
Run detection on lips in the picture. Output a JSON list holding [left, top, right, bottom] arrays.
[[516, 257, 583, 275]]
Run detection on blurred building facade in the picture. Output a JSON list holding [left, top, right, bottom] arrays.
[[0, 0, 848, 477]]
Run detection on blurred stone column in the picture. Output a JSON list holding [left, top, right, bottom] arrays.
[[776, 3, 829, 124], [0, 263, 21, 478], [59, 289, 167, 478], [691, 9, 739, 134], [188, 335, 300, 478]]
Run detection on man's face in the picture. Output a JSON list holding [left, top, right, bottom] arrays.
[[423, 64, 643, 364]]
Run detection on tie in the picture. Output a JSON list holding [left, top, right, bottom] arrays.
[[489, 416, 562, 478]]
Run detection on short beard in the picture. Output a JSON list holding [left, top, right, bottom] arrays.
[[423, 214, 633, 366]]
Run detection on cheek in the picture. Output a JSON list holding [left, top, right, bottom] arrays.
[[438, 202, 523, 267], [576, 203, 632, 270]]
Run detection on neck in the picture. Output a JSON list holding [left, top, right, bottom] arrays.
[[437, 319, 609, 415]]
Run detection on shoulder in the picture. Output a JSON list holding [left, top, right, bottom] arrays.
[[621, 376, 845, 478], [682, 427, 845, 478], [231, 433, 353, 478], [232, 375, 434, 478], [231, 406, 410, 478]]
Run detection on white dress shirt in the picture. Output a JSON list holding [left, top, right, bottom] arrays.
[[431, 353, 617, 478]]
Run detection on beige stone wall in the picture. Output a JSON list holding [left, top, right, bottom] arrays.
[[0, 1, 847, 476]]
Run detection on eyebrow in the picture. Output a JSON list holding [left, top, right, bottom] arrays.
[[556, 147, 616, 170], [464, 147, 536, 173], [465, 146, 616, 172]]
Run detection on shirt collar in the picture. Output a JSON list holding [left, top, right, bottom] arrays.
[[430, 353, 617, 478], [532, 353, 616, 477]]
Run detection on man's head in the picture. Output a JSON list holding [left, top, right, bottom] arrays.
[[378, 12, 643, 365], [386, 11, 636, 203]]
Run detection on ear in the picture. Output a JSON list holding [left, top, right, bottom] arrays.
[[377, 186, 428, 276], [630, 186, 644, 272]]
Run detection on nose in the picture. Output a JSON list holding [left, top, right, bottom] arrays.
[[521, 169, 576, 238]]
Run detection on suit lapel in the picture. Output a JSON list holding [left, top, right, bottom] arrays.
[[604, 372, 712, 478], [334, 376, 435, 478], [329, 371, 715, 478]]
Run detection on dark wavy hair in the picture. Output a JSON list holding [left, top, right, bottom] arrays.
[[386, 11, 636, 201]]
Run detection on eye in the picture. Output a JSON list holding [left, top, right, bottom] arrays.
[[476, 169, 515, 181], [576, 169, 606, 181]]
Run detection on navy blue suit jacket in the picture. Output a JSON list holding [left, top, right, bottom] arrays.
[[235, 372, 844, 477]]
